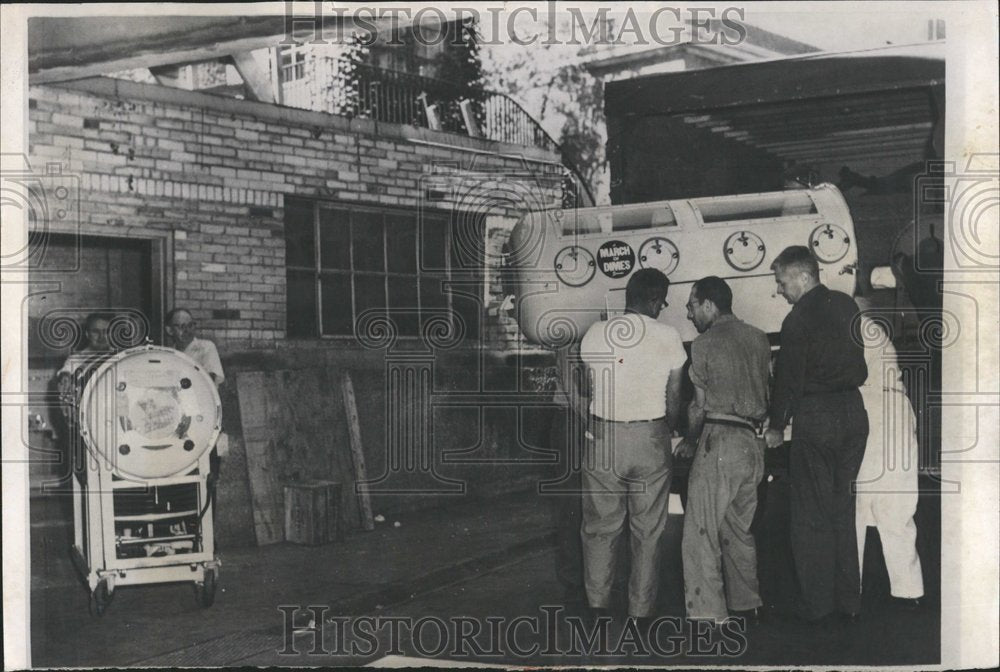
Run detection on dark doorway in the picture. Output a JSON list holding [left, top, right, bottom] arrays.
[[27, 233, 162, 489]]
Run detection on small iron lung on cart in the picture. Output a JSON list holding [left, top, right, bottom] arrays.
[[66, 344, 222, 616]]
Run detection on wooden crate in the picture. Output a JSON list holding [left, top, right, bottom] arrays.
[[283, 480, 342, 545]]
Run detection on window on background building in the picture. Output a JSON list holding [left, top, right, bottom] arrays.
[[284, 199, 482, 340], [413, 40, 446, 79], [926, 19, 945, 41], [366, 22, 454, 79], [278, 45, 308, 81]]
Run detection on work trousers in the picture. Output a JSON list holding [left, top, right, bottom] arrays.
[[790, 390, 869, 620], [856, 387, 924, 599], [581, 417, 672, 618], [547, 406, 586, 593], [682, 423, 765, 621]]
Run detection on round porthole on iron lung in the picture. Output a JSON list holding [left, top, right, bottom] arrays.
[[809, 223, 851, 263], [723, 231, 766, 271], [638, 237, 680, 276], [554, 246, 596, 287]]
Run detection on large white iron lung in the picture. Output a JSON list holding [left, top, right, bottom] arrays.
[[508, 184, 858, 345]]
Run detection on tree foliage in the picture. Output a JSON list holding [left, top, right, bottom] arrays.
[[481, 19, 608, 204], [339, 19, 487, 134]]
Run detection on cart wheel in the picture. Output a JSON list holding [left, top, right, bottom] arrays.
[[195, 569, 217, 608], [91, 579, 112, 617]]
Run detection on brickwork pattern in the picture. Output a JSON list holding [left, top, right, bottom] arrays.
[[28, 81, 562, 352]]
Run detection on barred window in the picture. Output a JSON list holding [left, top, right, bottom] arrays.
[[284, 199, 460, 339]]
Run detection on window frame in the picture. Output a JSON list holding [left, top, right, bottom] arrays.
[[285, 199, 454, 340], [278, 45, 309, 82]]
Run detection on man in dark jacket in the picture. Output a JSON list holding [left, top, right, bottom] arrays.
[[764, 246, 869, 624]]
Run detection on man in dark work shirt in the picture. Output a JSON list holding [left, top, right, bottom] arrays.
[[764, 245, 869, 623]]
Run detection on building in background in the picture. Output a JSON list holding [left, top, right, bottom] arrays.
[[20, 9, 949, 546], [580, 18, 818, 82], [25, 13, 569, 547]]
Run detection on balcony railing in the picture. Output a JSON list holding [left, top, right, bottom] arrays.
[[278, 58, 593, 206], [281, 60, 557, 151]]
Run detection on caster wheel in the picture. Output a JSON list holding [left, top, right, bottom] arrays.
[[195, 569, 217, 608], [90, 579, 113, 617]]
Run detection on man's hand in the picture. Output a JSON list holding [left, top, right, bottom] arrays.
[[674, 438, 698, 459], [764, 428, 784, 449], [57, 373, 78, 404]]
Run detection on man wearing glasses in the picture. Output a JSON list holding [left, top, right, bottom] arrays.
[[166, 307, 227, 518], [165, 308, 225, 387], [676, 276, 771, 624]]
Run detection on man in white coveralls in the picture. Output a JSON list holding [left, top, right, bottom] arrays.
[[854, 307, 925, 609]]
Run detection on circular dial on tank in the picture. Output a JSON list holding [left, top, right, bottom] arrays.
[[638, 237, 680, 276], [723, 231, 766, 271], [554, 246, 596, 287], [809, 224, 851, 263]]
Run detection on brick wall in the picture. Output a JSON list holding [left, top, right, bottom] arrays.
[[24, 78, 571, 533], [28, 77, 563, 353]]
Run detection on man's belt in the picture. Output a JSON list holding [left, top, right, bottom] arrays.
[[591, 415, 666, 424], [803, 387, 860, 397], [704, 413, 760, 434]]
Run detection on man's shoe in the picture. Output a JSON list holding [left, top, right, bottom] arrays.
[[585, 606, 613, 626], [560, 585, 587, 609], [839, 611, 862, 624], [625, 615, 658, 633], [889, 596, 923, 611], [787, 609, 836, 626], [728, 607, 763, 625], [685, 615, 726, 632]]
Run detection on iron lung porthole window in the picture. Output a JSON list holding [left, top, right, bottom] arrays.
[[638, 237, 680, 276], [554, 246, 596, 287], [810, 224, 851, 263], [723, 231, 766, 271]]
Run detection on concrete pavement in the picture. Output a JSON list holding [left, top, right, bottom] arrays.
[[29, 490, 559, 668], [27, 476, 940, 668]]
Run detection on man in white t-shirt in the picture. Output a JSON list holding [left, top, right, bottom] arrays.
[[579, 268, 687, 624], [165, 308, 225, 386]]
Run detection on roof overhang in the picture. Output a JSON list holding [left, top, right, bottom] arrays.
[[604, 43, 945, 170], [583, 19, 819, 78], [28, 11, 423, 84], [605, 43, 944, 115], [584, 42, 767, 78]]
